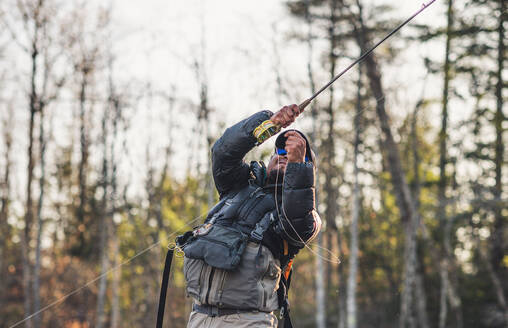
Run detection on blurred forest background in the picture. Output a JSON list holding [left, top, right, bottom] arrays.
[[0, 0, 505, 327]]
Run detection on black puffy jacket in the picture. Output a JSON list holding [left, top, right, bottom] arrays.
[[211, 110, 321, 260]]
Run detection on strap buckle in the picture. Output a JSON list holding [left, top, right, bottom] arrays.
[[250, 225, 264, 242], [250, 213, 275, 242], [210, 306, 219, 317]]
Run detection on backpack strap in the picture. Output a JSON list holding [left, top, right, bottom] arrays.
[[276, 239, 296, 328], [156, 247, 175, 328], [277, 267, 293, 328], [250, 212, 276, 242]]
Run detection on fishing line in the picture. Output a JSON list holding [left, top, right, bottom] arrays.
[[274, 155, 341, 265], [8, 214, 206, 328]]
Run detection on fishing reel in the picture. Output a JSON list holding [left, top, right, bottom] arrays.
[[253, 120, 281, 145], [254, 100, 310, 145]]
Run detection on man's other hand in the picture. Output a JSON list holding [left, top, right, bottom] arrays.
[[284, 131, 306, 163], [270, 104, 301, 128]]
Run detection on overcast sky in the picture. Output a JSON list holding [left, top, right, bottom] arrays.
[[104, 0, 450, 176]]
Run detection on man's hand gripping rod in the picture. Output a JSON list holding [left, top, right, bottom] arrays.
[[254, 0, 437, 144]]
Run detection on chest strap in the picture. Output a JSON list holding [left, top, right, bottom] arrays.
[[250, 212, 276, 242]]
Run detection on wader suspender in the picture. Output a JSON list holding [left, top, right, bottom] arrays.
[[156, 247, 174, 328], [280, 269, 293, 328]]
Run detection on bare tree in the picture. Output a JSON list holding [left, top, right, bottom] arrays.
[[33, 99, 47, 327], [346, 64, 362, 328], [156, 85, 176, 227], [95, 97, 110, 328], [193, 27, 215, 209], [302, 1, 327, 327], [437, 2, 464, 327], [65, 4, 106, 257], [1, 1, 66, 326], [110, 233, 121, 328], [76, 60, 91, 254], [491, 0, 506, 323], [308, 1, 347, 327], [0, 99, 13, 318], [108, 55, 127, 328], [411, 90, 430, 328], [351, 1, 420, 327]]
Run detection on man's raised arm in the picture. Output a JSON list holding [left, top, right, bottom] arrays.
[[211, 110, 273, 197]]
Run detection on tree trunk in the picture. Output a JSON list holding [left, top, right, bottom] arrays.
[[77, 68, 89, 252], [109, 70, 121, 328], [302, 2, 327, 325], [95, 106, 110, 328], [438, 1, 459, 327], [95, 223, 109, 328], [193, 21, 214, 210], [352, 3, 419, 327], [33, 107, 47, 328], [400, 214, 418, 328], [144, 84, 162, 327], [0, 107, 13, 320], [489, 0, 507, 323], [411, 98, 430, 328], [156, 90, 175, 230], [491, 0, 506, 321], [23, 51, 38, 327], [480, 242, 508, 325], [346, 65, 362, 328], [316, 234, 327, 328], [415, 265, 430, 328], [337, 226, 347, 328], [323, 2, 341, 326], [21, 233, 33, 328], [110, 233, 121, 328]]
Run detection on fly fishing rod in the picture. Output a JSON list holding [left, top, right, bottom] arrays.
[[254, 0, 437, 144]]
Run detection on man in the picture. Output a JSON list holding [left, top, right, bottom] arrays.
[[181, 104, 321, 328]]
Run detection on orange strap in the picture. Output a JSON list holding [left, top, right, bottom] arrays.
[[284, 259, 293, 281], [282, 240, 292, 280]]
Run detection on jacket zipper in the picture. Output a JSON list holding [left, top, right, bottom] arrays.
[[260, 278, 268, 308], [217, 270, 227, 307], [196, 261, 205, 298], [205, 267, 215, 304]]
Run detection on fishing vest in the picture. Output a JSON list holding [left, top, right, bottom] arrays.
[[169, 162, 294, 327], [176, 161, 279, 271]]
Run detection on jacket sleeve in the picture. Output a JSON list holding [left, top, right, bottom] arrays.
[[278, 162, 321, 248], [211, 110, 273, 198]]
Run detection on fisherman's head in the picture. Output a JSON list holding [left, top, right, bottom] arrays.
[[266, 129, 314, 184]]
